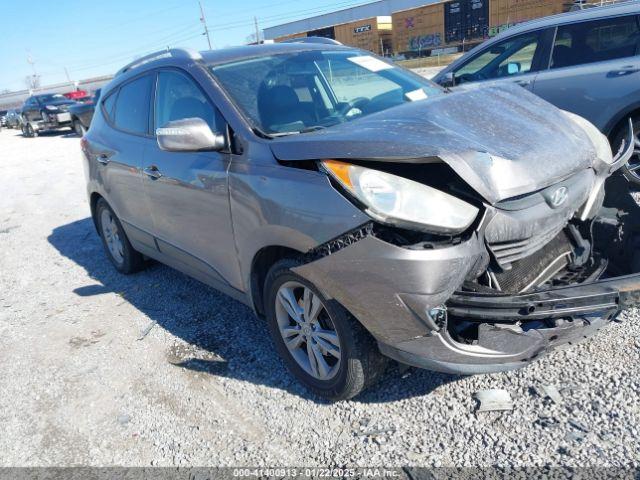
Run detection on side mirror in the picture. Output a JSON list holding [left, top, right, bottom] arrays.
[[442, 71, 455, 87], [507, 62, 521, 75], [156, 117, 225, 152]]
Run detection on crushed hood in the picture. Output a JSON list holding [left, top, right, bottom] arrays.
[[269, 84, 598, 204]]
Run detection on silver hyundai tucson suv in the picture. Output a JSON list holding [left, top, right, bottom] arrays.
[[82, 42, 639, 400]]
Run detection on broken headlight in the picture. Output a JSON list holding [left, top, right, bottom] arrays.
[[322, 159, 479, 234]]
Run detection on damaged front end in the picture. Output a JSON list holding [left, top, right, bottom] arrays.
[[290, 117, 640, 374]]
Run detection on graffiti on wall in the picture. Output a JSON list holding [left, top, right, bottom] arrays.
[[354, 24, 372, 34], [409, 33, 442, 51], [489, 23, 516, 36]]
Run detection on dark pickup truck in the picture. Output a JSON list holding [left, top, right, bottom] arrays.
[[68, 89, 100, 135]]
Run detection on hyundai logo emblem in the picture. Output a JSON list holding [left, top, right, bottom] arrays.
[[550, 186, 569, 208]]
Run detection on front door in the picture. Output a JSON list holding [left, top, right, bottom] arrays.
[[532, 14, 640, 132], [446, 28, 553, 92], [143, 69, 241, 291]]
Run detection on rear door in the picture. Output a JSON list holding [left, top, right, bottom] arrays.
[[143, 69, 241, 291], [90, 74, 156, 252], [532, 14, 640, 131], [445, 28, 553, 91]]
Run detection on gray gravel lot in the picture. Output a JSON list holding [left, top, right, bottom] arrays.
[[0, 127, 639, 467]]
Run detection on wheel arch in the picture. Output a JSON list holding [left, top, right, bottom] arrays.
[[89, 192, 104, 232], [250, 245, 305, 319], [605, 102, 640, 139]]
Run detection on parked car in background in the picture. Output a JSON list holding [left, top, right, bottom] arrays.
[[64, 90, 89, 101], [0, 110, 7, 128], [21, 93, 78, 137], [5, 109, 23, 129], [83, 44, 639, 400], [69, 89, 100, 135], [433, 2, 640, 183]]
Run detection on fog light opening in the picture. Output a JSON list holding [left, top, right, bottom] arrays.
[[427, 305, 448, 330]]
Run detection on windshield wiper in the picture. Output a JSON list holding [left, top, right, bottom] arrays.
[[299, 125, 326, 133], [265, 126, 327, 138], [267, 131, 301, 137]]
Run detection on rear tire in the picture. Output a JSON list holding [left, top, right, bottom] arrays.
[[95, 198, 145, 274], [612, 116, 640, 186], [264, 258, 387, 400]]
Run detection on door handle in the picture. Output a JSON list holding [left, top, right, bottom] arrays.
[[96, 153, 111, 165], [516, 79, 532, 86], [607, 66, 640, 77], [144, 165, 162, 179]]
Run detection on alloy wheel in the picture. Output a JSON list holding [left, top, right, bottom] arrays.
[[625, 133, 640, 182], [100, 209, 125, 265], [274, 281, 341, 381]]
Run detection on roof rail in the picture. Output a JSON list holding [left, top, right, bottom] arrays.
[[281, 37, 343, 46], [115, 48, 203, 76]]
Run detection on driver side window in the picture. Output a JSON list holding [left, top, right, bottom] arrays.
[[154, 70, 223, 133], [454, 31, 543, 83]]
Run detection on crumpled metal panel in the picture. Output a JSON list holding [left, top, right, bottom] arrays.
[[484, 169, 595, 267], [292, 233, 485, 344], [269, 84, 598, 204]]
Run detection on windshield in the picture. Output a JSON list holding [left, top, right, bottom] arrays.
[[36, 94, 69, 103], [210, 50, 443, 136]]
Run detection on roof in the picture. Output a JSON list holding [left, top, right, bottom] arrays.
[[200, 42, 353, 65], [263, 0, 441, 39], [491, 0, 640, 39]]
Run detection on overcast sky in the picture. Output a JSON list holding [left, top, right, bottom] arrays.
[[0, 0, 372, 92]]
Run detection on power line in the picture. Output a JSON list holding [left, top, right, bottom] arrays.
[[206, 0, 380, 32]]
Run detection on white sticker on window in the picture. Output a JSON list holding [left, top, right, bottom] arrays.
[[405, 89, 428, 102], [347, 56, 394, 72]]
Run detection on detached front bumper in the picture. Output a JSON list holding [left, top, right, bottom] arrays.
[[293, 228, 640, 375], [382, 274, 640, 374]]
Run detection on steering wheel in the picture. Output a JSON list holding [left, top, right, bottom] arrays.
[[456, 73, 478, 84], [337, 97, 370, 118]]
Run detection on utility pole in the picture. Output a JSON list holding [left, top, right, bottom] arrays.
[[199, 0, 212, 50], [64, 67, 72, 84], [26, 51, 37, 76], [254, 16, 261, 44], [26, 51, 40, 92]]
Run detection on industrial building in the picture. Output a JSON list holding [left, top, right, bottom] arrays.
[[264, 0, 573, 57]]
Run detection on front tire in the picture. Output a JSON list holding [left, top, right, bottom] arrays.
[[264, 258, 387, 400], [95, 199, 145, 274]]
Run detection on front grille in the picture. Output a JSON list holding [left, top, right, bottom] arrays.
[[490, 230, 574, 293], [488, 221, 566, 268]]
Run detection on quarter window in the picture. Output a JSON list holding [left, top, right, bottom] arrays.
[[551, 16, 640, 69], [112, 74, 153, 134], [102, 92, 117, 122]]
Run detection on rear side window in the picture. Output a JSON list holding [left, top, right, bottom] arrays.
[[551, 15, 640, 69], [112, 74, 153, 134]]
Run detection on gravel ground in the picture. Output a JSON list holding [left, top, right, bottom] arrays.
[[0, 127, 639, 468]]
